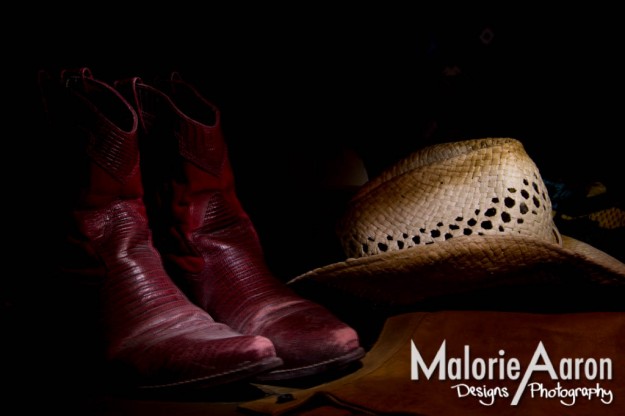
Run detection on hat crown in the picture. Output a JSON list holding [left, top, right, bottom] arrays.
[[339, 138, 560, 259]]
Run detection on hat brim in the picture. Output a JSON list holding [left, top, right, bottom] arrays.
[[287, 234, 625, 306]]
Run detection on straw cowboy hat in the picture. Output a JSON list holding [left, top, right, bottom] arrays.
[[288, 138, 625, 305]]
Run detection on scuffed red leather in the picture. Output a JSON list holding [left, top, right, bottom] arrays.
[[117, 75, 364, 379], [40, 69, 281, 389]]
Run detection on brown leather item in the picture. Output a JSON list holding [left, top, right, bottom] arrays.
[[38, 68, 282, 390], [241, 310, 625, 415], [115, 74, 365, 380]]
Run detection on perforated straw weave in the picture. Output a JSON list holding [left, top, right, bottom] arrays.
[[288, 138, 625, 305]]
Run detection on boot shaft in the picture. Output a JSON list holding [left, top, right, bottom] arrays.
[[39, 68, 142, 210], [116, 75, 253, 253], [116, 75, 237, 204]]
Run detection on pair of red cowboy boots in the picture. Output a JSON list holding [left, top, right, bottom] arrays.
[[38, 68, 364, 390]]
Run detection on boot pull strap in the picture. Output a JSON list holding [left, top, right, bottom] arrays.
[[60, 67, 93, 81], [170, 71, 183, 82], [38, 68, 94, 124], [114, 77, 148, 131], [60, 67, 94, 90]]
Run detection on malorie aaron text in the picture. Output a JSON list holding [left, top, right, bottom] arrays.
[[411, 340, 613, 406]]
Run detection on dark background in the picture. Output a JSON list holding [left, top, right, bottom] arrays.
[[16, 9, 624, 276], [4, 6, 624, 411]]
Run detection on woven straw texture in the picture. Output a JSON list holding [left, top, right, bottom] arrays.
[[339, 138, 557, 258], [288, 138, 625, 305]]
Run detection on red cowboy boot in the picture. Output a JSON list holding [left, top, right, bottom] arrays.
[[38, 68, 282, 390], [116, 74, 365, 381]]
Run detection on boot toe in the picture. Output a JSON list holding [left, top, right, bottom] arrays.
[[251, 302, 365, 381]]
